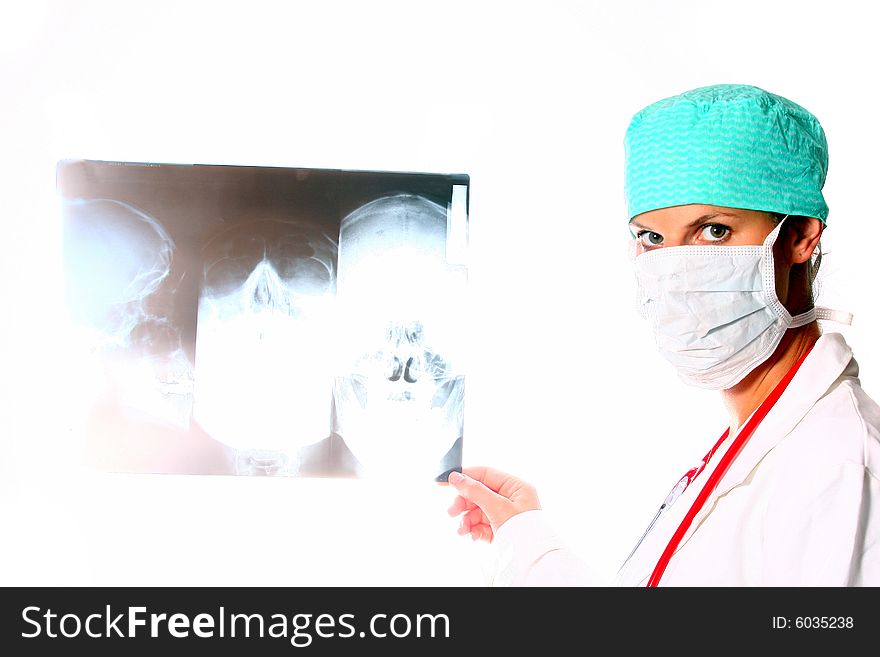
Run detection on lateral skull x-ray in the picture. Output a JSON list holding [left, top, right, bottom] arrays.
[[58, 161, 469, 480], [62, 197, 194, 425]]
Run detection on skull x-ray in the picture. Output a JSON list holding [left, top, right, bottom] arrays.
[[333, 196, 466, 479], [58, 160, 469, 480], [194, 217, 338, 476]]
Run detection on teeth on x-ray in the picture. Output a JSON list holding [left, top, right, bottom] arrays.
[[59, 160, 468, 479]]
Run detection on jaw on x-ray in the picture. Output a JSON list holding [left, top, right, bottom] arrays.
[[58, 160, 468, 480]]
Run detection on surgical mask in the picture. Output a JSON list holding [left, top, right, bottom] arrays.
[[634, 217, 848, 390]]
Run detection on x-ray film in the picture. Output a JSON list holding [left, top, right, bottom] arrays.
[[58, 160, 469, 481]]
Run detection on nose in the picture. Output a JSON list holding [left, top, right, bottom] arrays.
[[403, 357, 419, 383], [386, 356, 420, 383], [246, 260, 285, 311], [387, 356, 403, 382]]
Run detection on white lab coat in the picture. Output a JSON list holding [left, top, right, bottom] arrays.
[[490, 332, 880, 586]]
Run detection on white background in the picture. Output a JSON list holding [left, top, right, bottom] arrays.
[[1, 0, 877, 585]]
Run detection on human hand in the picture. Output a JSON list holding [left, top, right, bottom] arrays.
[[446, 466, 541, 543]]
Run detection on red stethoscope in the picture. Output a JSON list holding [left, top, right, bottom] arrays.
[[644, 343, 815, 586]]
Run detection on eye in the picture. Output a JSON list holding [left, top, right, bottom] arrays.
[[699, 224, 730, 242], [636, 230, 664, 248]]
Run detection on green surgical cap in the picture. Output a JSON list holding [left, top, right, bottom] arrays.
[[624, 84, 829, 223]]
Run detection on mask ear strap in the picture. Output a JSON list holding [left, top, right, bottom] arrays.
[[626, 235, 640, 261], [767, 215, 854, 326], [816, 307, 854, 325], [789, 306, 817, 328], [760, 215, 791, 321], [809, 238, 822, 283]]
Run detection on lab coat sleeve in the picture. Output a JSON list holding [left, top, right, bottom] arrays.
[[762, 461, 880, 586], [489, 510, 600, 586]]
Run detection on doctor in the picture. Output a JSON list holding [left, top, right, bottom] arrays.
[[447, 84, 880, 586]]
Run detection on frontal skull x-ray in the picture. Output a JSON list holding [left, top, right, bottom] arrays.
[[333, 195, 467, 479], [57, 160, 469, 480], [193, 218, 338, 475]]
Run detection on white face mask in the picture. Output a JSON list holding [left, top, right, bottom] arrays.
[[633, 218, 847, 390]]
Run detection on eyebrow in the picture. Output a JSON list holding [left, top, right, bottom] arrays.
[[630, 212, 738, 232]]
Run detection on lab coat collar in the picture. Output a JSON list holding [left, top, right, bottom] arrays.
[[624, 332, 856, 586], [710, 332, 855, 499]]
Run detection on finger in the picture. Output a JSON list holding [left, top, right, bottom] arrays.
[[461, 516, 491, 538], [458, 508, 488, 534], [462, 466, 524, 496], [447, 495, 471, 517], [471, 524, 493, 543], [447, 471, 508, 514], [458, 517, 486, 536], [463, 506, 484, 529]]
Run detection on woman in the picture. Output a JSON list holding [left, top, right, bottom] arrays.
[[447, 84, 880, 586]]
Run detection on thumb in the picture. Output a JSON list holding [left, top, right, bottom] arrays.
[[447, 471, 507, 518]]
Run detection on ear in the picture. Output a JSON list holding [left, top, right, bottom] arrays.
[[781, 216, 823, 264]]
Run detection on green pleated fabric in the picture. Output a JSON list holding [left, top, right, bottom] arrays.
[[624, 84, 829, 223]]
